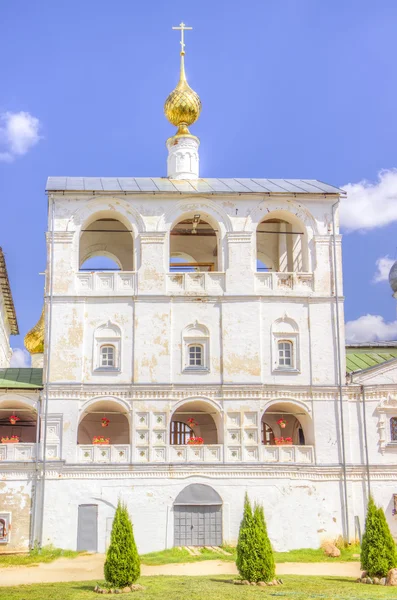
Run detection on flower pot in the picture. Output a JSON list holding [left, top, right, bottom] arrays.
[[280, 423, 286, 429], [9, 419, 17, 425]]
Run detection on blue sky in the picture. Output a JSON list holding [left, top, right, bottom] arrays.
[[1, 0, 397, 362]]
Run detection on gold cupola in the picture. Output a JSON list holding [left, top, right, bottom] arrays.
[[164, 48, 202, 136], [24, 307, 45, 355], [165, 22, 201, 179]]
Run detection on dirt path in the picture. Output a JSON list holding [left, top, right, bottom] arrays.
[[0, 554, 361, 587]]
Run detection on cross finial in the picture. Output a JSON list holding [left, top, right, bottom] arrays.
[[172, 21, 192, 55]]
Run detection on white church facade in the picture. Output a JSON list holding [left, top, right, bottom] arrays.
[[1, 24, 397, 555]]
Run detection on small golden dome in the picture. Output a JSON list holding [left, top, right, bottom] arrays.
[[164, 52, 201, 135], [24, 307, 45, 354]]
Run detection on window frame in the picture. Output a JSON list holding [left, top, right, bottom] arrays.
[[271, 330, 300, 374], [0, 513, 11, 544], [93, 322, 122, 374], [99, 344, 116, 369], [182, 323, 210, 373], [188, 344, 204, 368], [277, 340, 294, 370], [390, 416, 397, 443], [170, 421, 194, 445]]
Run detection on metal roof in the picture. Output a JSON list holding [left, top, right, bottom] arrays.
[[0, 248, 18, 335], [46, 177, 343, 195], [0, 368, 42, 389], [346, 351, 397, 374]]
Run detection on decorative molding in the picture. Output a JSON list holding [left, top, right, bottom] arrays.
[[226, 232, 253, 244], [46, 232, 75, 243], [139, 232, 167, 244]]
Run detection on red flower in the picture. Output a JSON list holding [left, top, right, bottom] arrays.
[[101, 417, 110, 428], [9, 415, 20, 424]]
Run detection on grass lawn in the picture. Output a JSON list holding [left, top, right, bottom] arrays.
[[140, 544, 361, 565], [1, 576, 396, 600], [0, 545, 80, 567]]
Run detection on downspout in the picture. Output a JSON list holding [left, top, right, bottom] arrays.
[[30, 393, 42, 548], [38, 195, 55, 548], [331, 200, 350, 542], [360, 384, 371, 498]]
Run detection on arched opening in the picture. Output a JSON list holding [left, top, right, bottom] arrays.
[[174, 484, 222, 546], [170, 400, 221, 445], [78, 400, 130, 445], [261, 401, 313, 446], [170, 214, 219, 272], [0, 400, 37, 444], [79, 217, 134, 271], [256, 214, 308, 273]]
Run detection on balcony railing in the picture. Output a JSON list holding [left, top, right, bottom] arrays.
[[76, 272, 136, 295], [260, 444, 314, 464], [169, 444, 223, 462], [0, 443, 36, 461], [78, 444, 130, 463], [166, 272, 226, 295], [255, 272, 314, 294]]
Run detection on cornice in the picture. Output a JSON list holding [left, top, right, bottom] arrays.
[[1, 463, 396, 482]]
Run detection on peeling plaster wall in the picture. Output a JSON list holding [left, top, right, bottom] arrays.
[[0, 480, 33, 553], [42, 475, 348, 554]]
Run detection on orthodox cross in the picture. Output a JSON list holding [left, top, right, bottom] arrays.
[[172, 22, 192, 54]]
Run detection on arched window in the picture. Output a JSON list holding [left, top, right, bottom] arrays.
[[262, 422, 275, 445], [100, 345, 115, 368], [94, 322, 121, 372], [182, 322, 210, 372], [170, 421, 194, 445], [170, 214, 219, 272], [79, 217, 134, 271], [188, 344, 203, 367], [278, 340, 293, 369], [390, 417, 397, 442], [272, 316, 300, 373]]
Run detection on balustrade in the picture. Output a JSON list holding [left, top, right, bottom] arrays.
[[0, 443, 36, 461]]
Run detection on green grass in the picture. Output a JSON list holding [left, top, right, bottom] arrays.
[[1, 576, 396, 600], [0, 545, 80, 567], [140, 544, 361, 565]]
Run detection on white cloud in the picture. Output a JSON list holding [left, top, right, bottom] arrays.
[[345, 314, 397, 343], [0, 111, 41, 162], [373, 255, 395, 283], [341, 169, 397, 231], [10, 348, 31, 368]]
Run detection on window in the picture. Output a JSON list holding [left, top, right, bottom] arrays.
[[278, 341, 293, 368], [189, 345, 203, 367], [170, 421, 194, 445], [93, 321, 121, 372], [182, 322, 210, 372], [262, 422, 275, 445], [391, 417, 397, 442], [100, 345, 115, 368], [0, 513, 10, 544], [272, 316, 300, 373]]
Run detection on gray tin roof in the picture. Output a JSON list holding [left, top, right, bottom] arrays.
[[46, 177, 344, 195]]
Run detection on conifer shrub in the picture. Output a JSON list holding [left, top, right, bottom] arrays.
[[236, 493, 276, 582], [104, 501, 140, 588], [361, 496, 397, 578]]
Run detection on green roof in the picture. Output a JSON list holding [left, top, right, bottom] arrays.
[[346, 351, 397, 374], [0, 368, 43, 389]]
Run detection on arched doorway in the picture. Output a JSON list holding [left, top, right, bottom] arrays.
[[174, 484, 222, 546], [170, 214, 220, 272]]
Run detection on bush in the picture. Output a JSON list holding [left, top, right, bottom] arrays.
[[361, 496, 397, 577], [104, 501, 140, 587], [236, 493, 275, 582]]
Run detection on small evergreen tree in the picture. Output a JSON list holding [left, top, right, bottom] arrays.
[[104, 501, 140, 588], [236, 493, 275, 582], [361, 496, 397, 578]]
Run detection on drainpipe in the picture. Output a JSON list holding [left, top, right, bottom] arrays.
[[331, 200, 350, 542], [30, 393, 42, 548], [38, 195, 55, 548], [361, 385, 371, 498]]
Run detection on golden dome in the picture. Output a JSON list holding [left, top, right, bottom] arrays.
[[164, 52, 201, 135], [24, 307, 45, 354]]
